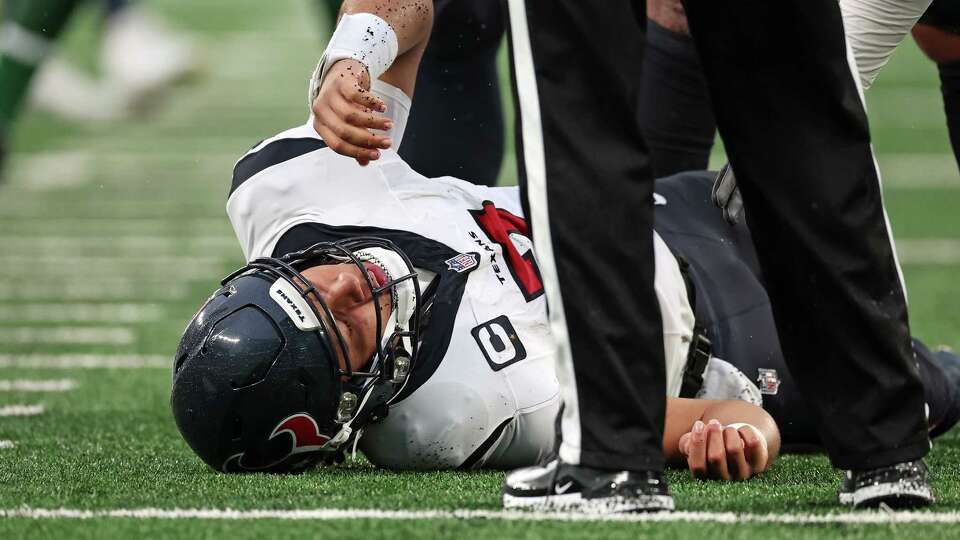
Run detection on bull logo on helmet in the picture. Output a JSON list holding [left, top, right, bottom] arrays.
[[222, 413, 331, 472]]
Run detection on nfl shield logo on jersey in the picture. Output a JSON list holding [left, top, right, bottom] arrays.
[[445, 252, 480, 273], [756, 368, 781, 395]]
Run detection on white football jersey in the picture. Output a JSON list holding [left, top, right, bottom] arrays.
[[226, 82, 696, 470]]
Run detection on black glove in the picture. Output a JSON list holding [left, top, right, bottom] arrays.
[[711, 163, 744, 225]]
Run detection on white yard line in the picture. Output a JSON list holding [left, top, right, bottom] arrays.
[[0, 304, 163, 324], [11, 151, 93, 191], [0, 222, 232, 237], [0, 327, 135, 345], [0, 379, 76, 392], [878, 154, 960, 189], [897, 239, 960, 265], [0, 354, 167, 369], [2, 149, 237, 196], [0, 441, 14, 450], [2, 507, 960, 525], [0, 281, 190, 301], [0, 200, 225, 219], [0, 256, 225, 278], [0, 218, 227, 230], [0, 404, 44, 417], [0, 255, 224, 266], [0, 236, 236, 254]]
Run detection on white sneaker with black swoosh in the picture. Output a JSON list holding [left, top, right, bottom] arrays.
[[502, 459, 674, 513]]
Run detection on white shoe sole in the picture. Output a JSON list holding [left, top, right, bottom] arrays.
[[503, 492, 674, 514], [852, 481, 935, 508]]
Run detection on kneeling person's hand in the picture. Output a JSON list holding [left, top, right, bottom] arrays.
[[311, 59, 394, 166]]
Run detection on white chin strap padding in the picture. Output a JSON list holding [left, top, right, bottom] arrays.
[[354, 247, 416, 333]]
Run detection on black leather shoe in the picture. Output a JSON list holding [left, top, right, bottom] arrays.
[[845, 459, 935, 509], [502, 459, 674, 513]]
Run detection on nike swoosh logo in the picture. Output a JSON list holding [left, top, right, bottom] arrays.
[[554, 481, 574, 495]]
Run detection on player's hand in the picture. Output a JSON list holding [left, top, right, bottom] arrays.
[[678, 419, 769, 481], [311, 59, 393, 166], [712, 163, 744, 225], [647, 0, 690, 36]]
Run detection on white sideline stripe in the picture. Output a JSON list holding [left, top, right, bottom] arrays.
[[0, 441, 14, 450], [0, 304, 163, 324], [0, 379, 76, 392], [0, 327, 135, 345], [898, 239, 960, 265], [0, 404, 44, 417], [0, 354, 167, 369], [3, 507, 960, 524]]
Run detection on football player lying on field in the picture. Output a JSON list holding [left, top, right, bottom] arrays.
[[170, 143, 960, 482], [170, 0, 960, 483]]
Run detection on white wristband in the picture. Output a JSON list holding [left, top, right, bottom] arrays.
[[308, 13, 399, 106], [725, 422, 768, 453]]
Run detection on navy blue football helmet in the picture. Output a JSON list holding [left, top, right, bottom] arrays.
[[171, 238, 422, 472]]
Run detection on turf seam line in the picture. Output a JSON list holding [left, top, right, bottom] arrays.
[[4, 508, 960, 524]]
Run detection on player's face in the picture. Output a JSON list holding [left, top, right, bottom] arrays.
[[300, 263, 393, 373]]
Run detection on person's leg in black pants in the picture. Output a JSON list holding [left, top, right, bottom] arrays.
[[638, 19, 716, 178], [502, 0, 672, 512], [399, 0, 504, 185], [683, 0, 930, 482]]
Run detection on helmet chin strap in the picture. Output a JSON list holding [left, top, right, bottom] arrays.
[[326, 383, 376, 450], [353, 247, 417, 352]]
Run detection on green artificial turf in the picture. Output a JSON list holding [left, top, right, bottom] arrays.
[[0, 1, 958, 538]]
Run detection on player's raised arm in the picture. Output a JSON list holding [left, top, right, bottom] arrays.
[[663, 397, 782, 481], [309, 0, 433, 166]]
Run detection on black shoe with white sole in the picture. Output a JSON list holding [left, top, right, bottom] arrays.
[[502, 459, 674, 513], [840, 459, 935, 509]]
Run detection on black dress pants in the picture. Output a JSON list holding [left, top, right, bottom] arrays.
[[506, 0, 667, 471], [683, 0, 930, 469]]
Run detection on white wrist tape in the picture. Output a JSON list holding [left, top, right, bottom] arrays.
[[725, 422, 768, 452], [308, 13, 399, 105]]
